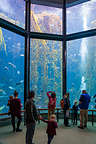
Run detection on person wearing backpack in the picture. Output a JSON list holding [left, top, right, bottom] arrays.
[[25, 91, 38, 144], [13, 90, 22, 132]]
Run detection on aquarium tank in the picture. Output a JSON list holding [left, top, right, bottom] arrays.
[[0, 0, 96, 115]]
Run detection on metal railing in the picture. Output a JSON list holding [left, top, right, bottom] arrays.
[[0, 108, 96, 126]]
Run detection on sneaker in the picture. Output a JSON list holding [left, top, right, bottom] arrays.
[[84, 125, 87, 128], [78, 126, 84, 129], [16, 128, 22, 132], [65, 124, 71, 127]]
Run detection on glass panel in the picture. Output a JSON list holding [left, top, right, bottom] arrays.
[[67, 0, 96, 34], [30, 39, 62, 108], [31, 4, 62, 34], [67, 36, 96, 109], [0, 0, 25, 28], [0, 28, 24, 114]]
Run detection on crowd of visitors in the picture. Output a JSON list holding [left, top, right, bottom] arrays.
[[7, 89, 91, 144]]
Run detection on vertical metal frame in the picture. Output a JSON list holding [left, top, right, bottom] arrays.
[[62, 0, 66, 97], [24, 0, 31, 105]]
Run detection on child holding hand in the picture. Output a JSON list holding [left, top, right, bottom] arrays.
[[39, 114, 58, 144]]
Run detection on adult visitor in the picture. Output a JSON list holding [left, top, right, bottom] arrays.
[[7, 95, 15, 132], [25, 91, 38, 144], [78, 90, 91, 129], [47, 91, 56, 120], [13, 90, 22, 132], [63, 93, 70, 126]]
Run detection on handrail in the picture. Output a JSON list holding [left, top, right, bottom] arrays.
[[0, 108, 96, 116]]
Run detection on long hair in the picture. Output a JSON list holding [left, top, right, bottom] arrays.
[[51, 92, 56, 98]]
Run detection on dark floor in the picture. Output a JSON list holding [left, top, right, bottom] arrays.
[[0, 120, 96, 144]]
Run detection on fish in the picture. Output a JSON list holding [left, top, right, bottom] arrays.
[[8, 62, 16, 68], [17, 70, 20, 75], [8, 37, 11, 40], [0, 89, 6, 95], [16, 80, 24, 85], [20, 54, 24, 57], [34, 85, 37, 89], [93, 94, 96, 98], [4, 66, 9, 70], [0, 105, 5, 111], [17, 42, 21, 47], [9, 86, 15, 90]]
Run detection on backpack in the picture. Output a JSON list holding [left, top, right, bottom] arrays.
[[60, 99, 64, 109]]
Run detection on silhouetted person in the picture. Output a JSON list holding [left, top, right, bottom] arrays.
[[40, 114, 58, 144], [13, 90, 22, 132], [25, 91, 38, 144], [64, 93, 70, 126], [72, 101, 78, 125], [7, 95, 13, 115], [7, 95, 15, 132], [78, 90, 90, 129], [47, 91, 56, 120]]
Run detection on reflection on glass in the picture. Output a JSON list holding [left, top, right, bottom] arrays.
[[67, 36, 96, 109], [0, 28, 24, 114], [67, 0, 96, 34], [31, 4, 62, 34], [30, 39, 62, 108], [0, 0, 25, 28]]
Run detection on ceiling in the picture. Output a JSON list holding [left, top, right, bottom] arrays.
[[30, 0, 90, 8]]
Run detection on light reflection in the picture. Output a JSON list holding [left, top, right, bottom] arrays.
[[80, 6, 89, 91], [80, 39, 87, 62], [81, 76, 86, 91], [81, 5, 89, 30]]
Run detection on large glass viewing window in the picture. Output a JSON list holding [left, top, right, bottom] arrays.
[[30, 39, 62, 108], [67, 0, 96, 34], [0, 0, 25, 28], [67, 36, 96, 109], [31, 4, 62, 34], [0, 28, 24, 114]]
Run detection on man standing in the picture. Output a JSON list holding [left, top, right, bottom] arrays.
[[63, 93, 70, 126], [13, 90, 22, 132], [78, 90, 91, 129], [25, 91, 38, 144]]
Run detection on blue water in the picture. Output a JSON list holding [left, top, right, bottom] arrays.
[[0, 0, 96, 115]]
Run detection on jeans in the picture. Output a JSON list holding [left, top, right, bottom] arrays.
[[48, 135, 54, 144], [64, 109, 69, 126], [11, 114, 22, 131], [73, 113, 77, 125], [26, 123, 35, 144]]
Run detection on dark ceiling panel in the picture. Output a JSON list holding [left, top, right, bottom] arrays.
[[30, 0, 90, 8]]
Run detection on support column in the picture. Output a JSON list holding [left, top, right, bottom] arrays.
[[62, 0, 66, 97], [24, 0, 31, 106]]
